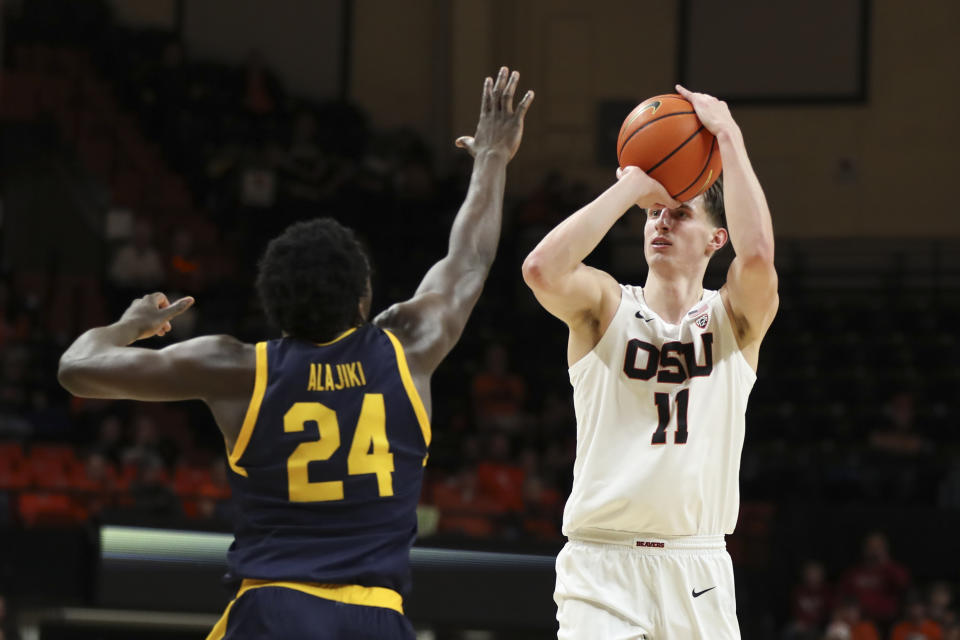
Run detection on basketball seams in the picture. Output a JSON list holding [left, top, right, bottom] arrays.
[[617, 111, 697, 162], [644, 124, 704, 177], [671, 135, 719, 201]]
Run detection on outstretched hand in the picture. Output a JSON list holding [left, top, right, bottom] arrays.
[[456, 66, 534, 161], [118, 292, 195, 342], [675, 85, 738, 138]]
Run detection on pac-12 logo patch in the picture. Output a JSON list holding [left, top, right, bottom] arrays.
[[694, 313, 709, 329]]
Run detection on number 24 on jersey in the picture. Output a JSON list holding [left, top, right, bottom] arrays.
[[284, 395, 394, 502]]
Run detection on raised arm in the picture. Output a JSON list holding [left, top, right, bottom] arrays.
[[374, 67, 533, 384], [522, 167, 677, 363], [676, 85, 778, 363], [58, 293, 254, 403]]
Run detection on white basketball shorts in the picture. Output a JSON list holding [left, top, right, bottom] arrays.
[[554, 533, 740, 640]]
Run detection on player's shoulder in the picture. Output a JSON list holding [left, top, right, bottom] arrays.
[[177, 334, 256, 369]]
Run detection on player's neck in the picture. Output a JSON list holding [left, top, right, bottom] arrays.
[[641, 273, 704, 324]]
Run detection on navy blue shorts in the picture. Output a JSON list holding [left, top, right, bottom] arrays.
[[209, 584, 416, 640]]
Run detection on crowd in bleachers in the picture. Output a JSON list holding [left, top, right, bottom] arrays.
[[3, 2, 960, 636], [784, 533, 960, 640]]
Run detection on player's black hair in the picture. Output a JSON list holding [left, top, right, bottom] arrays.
[[256, 218, 371, 342], [702, 175, 726, 229]]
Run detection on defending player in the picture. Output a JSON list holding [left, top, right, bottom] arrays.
[[58, 67, 533, 639], [522, 85, 777, 639]]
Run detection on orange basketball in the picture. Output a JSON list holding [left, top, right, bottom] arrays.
[[616, 93, 721, 202]]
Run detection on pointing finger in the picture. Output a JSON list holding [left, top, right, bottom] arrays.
[[163, 296, 195, 319]]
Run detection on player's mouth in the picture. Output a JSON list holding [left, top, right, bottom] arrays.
[[651, 236, 672, 248]]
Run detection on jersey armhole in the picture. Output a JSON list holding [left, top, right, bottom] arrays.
[[568, 285, 627, 376], [227, 341, 268, 477], [383, 330, 431, 465], [713, 294, 757, 384]]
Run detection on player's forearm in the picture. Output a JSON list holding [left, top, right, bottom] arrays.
[[523, 176, 637, 284], [717, 127, 775, 262], [446, 149, 509, 267], [58, 323, 138, 393]]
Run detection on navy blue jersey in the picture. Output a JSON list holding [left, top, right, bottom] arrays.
[[223, 325, 430, 596]]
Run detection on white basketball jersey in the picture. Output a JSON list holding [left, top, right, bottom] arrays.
[[563, 285, 755, 538]]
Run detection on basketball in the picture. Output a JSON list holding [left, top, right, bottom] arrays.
[[616, 93, 722, 202]]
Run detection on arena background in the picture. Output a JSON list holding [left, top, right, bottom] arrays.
[[1, 0, 959, 638]]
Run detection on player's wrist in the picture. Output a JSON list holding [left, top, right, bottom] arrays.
[[474, 147, 511, 162], [715, 124, 743, 146], [109, 318, 147, 345]]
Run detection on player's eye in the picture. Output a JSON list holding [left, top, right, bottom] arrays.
[[647, 209, 661, 218]]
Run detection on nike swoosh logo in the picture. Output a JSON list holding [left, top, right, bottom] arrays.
[[692, 587, 716, 598], [623, 100, 663, 130], [635, 311, 654, 322]]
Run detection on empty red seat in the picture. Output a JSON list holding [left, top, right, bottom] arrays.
[[173, 465, 211, 497], [18, 492, 86, 526], [28, 445, 83, 490], [0, 442, 29, 490]]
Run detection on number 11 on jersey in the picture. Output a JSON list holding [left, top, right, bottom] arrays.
[[652, 389, 689, 445]]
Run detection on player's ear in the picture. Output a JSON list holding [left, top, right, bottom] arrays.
[[709, 227, 728, 252]]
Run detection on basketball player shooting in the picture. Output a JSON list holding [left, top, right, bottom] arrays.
[[522, 85, 777, 639], [57, 67, 533, 640]]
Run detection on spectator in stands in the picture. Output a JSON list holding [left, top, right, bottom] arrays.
[[787, 561, 834, 635], [938, 462, 960, 509], [0, 280, 29, 348], [107, 218, 165, 300], [869, 392, 933, 456], [537, 390, 575, 438], [121, 414, 165, 471], [890, 590, 943, 640], [93, 414, 124, 466], [78, 450, 116, 516], [167, 229, 204, 294], [828, 597, 880, 640], [472, 343, 526, 431], [838, 532, 910, 626], [0, 345, 31, 438], [278, 110, 328, 202], [823, 621, 851, 640], [197, 459, 232, 524], [127, 457, 180, 518], [928, 582, 955, 627], [520, 473, 562, 541], [475, 432, 524, 516], [516, 170, 568, 228], [431, 467, 503, 538], [241, 49, 280, 117], [866, 391, 936, 503], [24, 389, 70, 439]]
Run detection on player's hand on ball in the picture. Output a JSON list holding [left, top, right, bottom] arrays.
[[456, 66, 534, 161], [616, 166, 680, 210], [675, 85, 738, 138], [118, 292, 195, 342]]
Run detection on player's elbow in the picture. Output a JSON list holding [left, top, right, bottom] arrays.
[[741, 246, 776, 272], [522, 251, 555, 292], [57, 357, 92, 397]]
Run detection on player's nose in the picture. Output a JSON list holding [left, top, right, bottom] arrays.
[[657, 210, 673, 229]]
